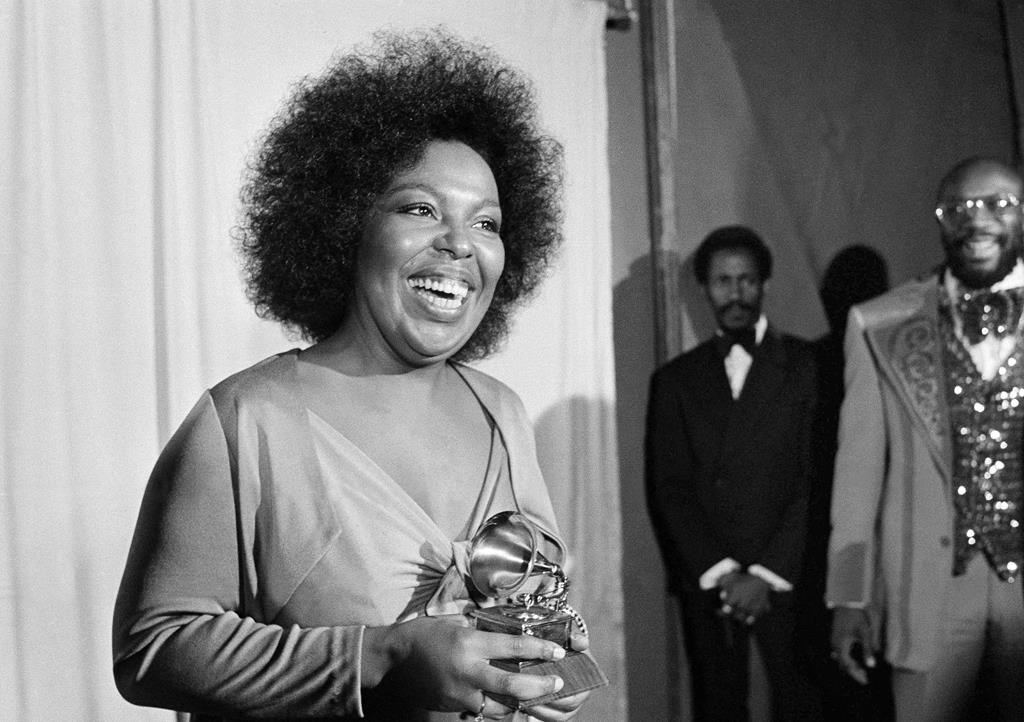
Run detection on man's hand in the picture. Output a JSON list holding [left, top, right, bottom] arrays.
[[717, 571, 771, 625], [830, 607, 877, 685]]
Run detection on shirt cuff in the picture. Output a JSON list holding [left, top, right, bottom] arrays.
[[699, 558, 742, 590], [747, 564, 793, 592], [826, 600, 868, 609], [354, 625, 366, 719]]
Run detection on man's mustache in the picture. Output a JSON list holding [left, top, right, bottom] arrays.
[[719, 301, 756, 314]]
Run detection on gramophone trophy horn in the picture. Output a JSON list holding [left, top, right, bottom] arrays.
[[466, 511, 608, 708], [468, 510, 560, 599]]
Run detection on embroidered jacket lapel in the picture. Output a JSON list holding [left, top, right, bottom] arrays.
[[867, 282, 953, 482]]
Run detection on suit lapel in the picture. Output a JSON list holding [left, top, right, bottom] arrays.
[[697, 341, 735, 406], [688, 342, 734, 462], [867, 282, 953, 482]]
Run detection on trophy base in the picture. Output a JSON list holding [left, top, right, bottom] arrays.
[[471, 603, 608, 708], [471, 604, 572, 646], [489, 651, 609, 708]]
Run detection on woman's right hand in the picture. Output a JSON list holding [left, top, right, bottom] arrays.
[[361, 614, 568, 718]]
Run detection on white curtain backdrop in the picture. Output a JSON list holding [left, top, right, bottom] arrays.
[[0, 1, 623, 719]]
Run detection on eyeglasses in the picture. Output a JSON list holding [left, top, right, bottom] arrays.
[[935, 193, 1021, 226]]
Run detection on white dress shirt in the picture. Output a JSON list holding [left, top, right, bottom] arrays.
[[720, 314, 768, 400]]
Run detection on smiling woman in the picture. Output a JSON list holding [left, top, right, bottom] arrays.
[[237, 29, 563, 362], [351, 140, 506, 367], [111, 28, 594, 722]]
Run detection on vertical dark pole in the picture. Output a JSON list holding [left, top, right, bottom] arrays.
[[638, 4, 686, 720], [1000, 0, 1024, 166], [639, 0, 684, 367]]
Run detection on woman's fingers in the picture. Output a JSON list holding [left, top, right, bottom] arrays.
[[568, 631, 589, 653], [469, 632, 566, 702], [475, 630, 566, 664], [521, 689, 591, 721]]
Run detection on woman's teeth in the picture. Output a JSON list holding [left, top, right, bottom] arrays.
[[409, 277, 470, 309]]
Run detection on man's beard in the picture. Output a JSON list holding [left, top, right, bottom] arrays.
[[945, 229, 1023, 289]]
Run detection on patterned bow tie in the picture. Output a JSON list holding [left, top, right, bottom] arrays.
[[715, 327, 757, 356], [957, 289, 1024, 345]]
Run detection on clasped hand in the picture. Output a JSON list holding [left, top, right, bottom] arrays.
[[365, 614, 591, 720], [716, 571, 771, 625]]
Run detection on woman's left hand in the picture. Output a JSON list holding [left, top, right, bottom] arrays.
[[521, 631, 594, 721], [567, 631, 589, 653], [522, 689, 591, 721]]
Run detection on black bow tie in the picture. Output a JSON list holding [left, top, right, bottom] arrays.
[[715, 327, 757, 356], [957, 289, 1023, 345]]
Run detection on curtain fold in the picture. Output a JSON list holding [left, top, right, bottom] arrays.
[[0, 1, 623, 719]]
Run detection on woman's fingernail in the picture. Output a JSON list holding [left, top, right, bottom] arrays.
[[551, 645, 566, 660], [552, 676, 564, 692]]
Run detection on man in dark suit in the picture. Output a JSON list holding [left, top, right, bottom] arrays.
[[645, 225, 819, 721]]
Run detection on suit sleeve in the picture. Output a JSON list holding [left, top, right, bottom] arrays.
[[826, 307, 888, 606], [112, 393, 365, 719], [644, 368, 733, 588]]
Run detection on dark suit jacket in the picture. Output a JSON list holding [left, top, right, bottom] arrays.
[[645, 327, 817, 596]]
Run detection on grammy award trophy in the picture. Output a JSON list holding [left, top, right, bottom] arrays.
[[466, 511, 608, 708]]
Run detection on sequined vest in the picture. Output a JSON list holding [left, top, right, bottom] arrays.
[[939, 299, 1024, 582]]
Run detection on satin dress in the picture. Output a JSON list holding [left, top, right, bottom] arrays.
[[113, 351, 565, 721]]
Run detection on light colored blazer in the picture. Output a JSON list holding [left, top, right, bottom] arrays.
[[826, 272, 956, 672]]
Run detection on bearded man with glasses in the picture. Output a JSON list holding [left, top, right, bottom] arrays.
[[827, 157, 1024, 721]]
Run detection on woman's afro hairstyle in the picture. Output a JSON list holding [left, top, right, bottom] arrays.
[[237, 28, 564, 361]]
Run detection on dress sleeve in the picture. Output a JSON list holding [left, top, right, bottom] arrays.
[[112, 393, 365, 719]]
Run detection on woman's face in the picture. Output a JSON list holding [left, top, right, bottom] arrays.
[[351, 140, 504, 367]]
